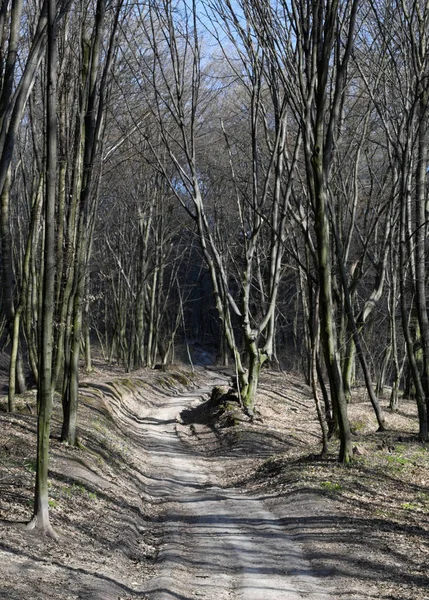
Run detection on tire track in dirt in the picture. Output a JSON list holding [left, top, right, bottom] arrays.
[[120, 374, 333, 600]]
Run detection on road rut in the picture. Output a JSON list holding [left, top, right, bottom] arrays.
[[121, 377, 333, 600]]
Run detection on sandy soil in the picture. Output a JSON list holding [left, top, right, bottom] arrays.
[[0, 361, 428, 599]]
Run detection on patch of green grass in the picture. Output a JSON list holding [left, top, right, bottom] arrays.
[[118, 379, 137, 392], [173, 373, 191, 386], [93, 418, 108, 435], [411, 446, 429, 462], [400, 492, 429, 513], [350, 419, 367, 433], [394, 443, 407, 454], [418, 492, 429, 505], [59, 482, 97, 501], [401, 502, 421, 511], [158, 376, 173, 388], [23, 458, 36, 473], [320, 480, 343, 493], [386, 454, 410, 467], [48, 499, 58, 509], [61, 484, 72, 497]]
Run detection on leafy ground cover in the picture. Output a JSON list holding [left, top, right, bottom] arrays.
[[0, 362, 428, 599], [184, 370, 429, 600]]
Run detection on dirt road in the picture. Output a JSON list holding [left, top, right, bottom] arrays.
[[120, 376, 332, 600], [1, 367, 428, 599]]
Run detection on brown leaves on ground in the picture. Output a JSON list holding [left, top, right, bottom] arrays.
[[0, 363, 428, 600], [0, 363, 197, 600], [181, 370, 429, 600]]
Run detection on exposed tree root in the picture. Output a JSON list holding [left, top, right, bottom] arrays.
[[26, 515, 58, 541]]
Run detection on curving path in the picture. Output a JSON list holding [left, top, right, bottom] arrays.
[[119, 374, 333, 600]]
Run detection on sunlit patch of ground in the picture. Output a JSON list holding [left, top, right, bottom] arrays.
[[0, 362, 428, 600]]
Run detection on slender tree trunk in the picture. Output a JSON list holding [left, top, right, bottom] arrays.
[[316, 354, 334, 434], [313, 172, 352, 461], [241, 335, 267, 417], [27, 0, 58, 537], [331, 219, 386, 430], [310, 287, 329, 456], [147, 266, 159, 368], [298, 265, 312, 385], [343, 336, 356, 403], [376, 342, 391, 398], [399, 165, 427, 439], [1, 168, 26, 402], [388, 245, 401, 411], [61, 276, 83, 444], [8, 305, 23, 411], [414, 96, 429, 437]]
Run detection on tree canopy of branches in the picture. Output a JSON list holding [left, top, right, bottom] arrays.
[[0, 0, 429, 536]]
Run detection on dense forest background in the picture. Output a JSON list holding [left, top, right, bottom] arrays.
[[1, 0, 429, 532]]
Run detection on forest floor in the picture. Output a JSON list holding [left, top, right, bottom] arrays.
[[0, 358, 428, 599]]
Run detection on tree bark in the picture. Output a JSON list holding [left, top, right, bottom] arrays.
[[27, 0, 58, 538]]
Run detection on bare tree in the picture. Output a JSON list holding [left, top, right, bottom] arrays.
[[248, 0, 360, 461], [26, 0, 59, 538], [0, 0, 50, 408], [60, 0, 124, 445], [359, 0, 429, 439], [122, 0, 301, 415]]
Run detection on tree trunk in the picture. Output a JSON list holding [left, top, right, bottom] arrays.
[[388, 250, 401, 411], [342, 336, 356, 403], [27, 0, 58, 537], [240, 335, 267, 417], [399, 166, 427, 439], [314, 182, 352, 461], [8, 305, 23, 412], [0, 168, 27, 402], [414, 95, 429, 438], [310, 287, 329, 456], [331, 218, 386, 430], [312, 132, 352, 461]]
